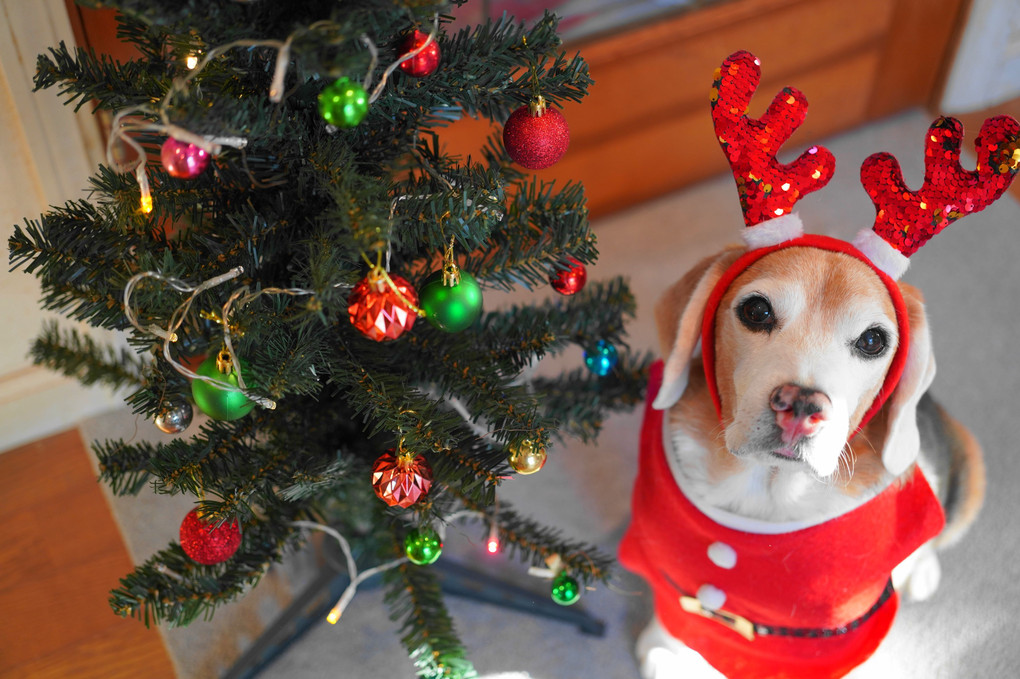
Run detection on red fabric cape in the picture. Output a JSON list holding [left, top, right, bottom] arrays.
[[619, 361, 945, 678]]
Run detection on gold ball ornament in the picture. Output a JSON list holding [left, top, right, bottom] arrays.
[[509, 438, 546, 475]]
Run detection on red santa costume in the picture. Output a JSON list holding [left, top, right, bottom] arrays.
[[619, 361, 945, 679]]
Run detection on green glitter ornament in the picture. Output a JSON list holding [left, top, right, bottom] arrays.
[[318, 77, 369, 128], [551, 571, 580, 606], [191, 349, 255, 421], [404, 528, 443, 565]]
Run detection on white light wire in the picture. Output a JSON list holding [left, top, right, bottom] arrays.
[[108, 13, 440, 179], [123, 267, 280, 409], [124, 264, 356, 409], [364, 14, 440, 104], [290, 508, 492, 623], [290, 521, 408, 623]]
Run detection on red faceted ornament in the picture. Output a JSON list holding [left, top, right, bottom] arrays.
[[550, 258, 587, 295], [398, 29, 440, 77], [161, 137, 211, 179], [348, 273, 419, 341], [502, 98, 570, 170], [179, 508, 242, 565], [371, 450, 433, 508]]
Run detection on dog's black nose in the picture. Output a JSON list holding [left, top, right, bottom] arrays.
[[770, 384, 832, 443], [770, 384, 826, 416]]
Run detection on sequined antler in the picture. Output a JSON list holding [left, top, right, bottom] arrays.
[[860, 116, 1020, 259], [711, 51, 836, 227]]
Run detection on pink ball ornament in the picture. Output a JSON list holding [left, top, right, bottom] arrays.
[[161, 138, 211, 179]]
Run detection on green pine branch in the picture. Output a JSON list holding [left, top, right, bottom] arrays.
[[475, 277, 639, 374], [535, 351, 655, 442], [442, 12, 591, 121], [386, 555, 478, 679], [401, 329, 552, 448], [456, 494, 613, 584], [463, 178, 596, 291], [29, 321, 147, 391], [34, 41, 166, 112], [109, 499, 308, 627]]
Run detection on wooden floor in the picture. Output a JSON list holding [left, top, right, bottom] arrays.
[[0, 429, 176, 679]]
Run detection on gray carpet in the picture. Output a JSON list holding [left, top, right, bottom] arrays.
[[82, 109, 1020, 678]]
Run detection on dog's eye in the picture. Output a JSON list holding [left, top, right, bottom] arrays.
[[738, 295, 774, 332], [854, 328, 887, 357]]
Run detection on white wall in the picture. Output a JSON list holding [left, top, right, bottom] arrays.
[[941, 0, 1020, 113], [0, 0, 123, 452]]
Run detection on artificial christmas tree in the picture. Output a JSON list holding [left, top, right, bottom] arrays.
[[9, 2, 650, 676]]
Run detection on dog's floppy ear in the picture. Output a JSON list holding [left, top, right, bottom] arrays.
[[653, 248, 743, 410], [881, 283, 936, 475]]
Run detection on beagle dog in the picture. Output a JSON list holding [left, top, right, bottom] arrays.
[[618, 50, 1014, 679], [620, 242, 985, 679]]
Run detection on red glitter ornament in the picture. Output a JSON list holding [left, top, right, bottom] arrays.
[[549, 258, 587, 295], [348, 272, 419, 341], [179, 508, 241, 565], [710, 51, 835, 226], [502, 97, 570, 170], [398, 29, 440, 77], [371, 449, 433, 508], [860, 115, 1020, 256]]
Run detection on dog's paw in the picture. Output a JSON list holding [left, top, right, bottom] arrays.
[[892, 544, 941, 602], [636, 619, 726, 679]]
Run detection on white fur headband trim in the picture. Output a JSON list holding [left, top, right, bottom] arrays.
[[741, 213, 804, 249], [851, 228, 910, 280]]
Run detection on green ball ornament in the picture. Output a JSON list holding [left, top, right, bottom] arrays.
[[419, 270, 483, 333], [551, 571, 581, 606], [318, 77, 369, 128], [191, 351, 255, 421], [404, 528, 443, 566]]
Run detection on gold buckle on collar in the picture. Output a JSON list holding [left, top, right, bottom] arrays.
[[679, 595, 757, 642]]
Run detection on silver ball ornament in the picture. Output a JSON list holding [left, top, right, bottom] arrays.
[[155, 399, 194, 434]]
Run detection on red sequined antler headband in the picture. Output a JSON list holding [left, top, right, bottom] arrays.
[[853, 115, 1020, 278], [711, 50, 835, 243], [712, 50, 1020, 279]]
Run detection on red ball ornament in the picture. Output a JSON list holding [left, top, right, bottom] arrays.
[[179, 508, 241, 565], [502, 97, 570, 170], [348, 272, 419, 341], [550, 258, 587, 295], [398, 30, 440, 78], [161, 138, 211, 179], [371, 450, 433, 508]]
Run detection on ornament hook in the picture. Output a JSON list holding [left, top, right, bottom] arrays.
[[442, 236, 461, 287]]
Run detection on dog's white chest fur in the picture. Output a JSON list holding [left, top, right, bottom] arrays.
[[665, 422, 890, 527]]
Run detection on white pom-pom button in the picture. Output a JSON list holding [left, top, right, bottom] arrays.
[[697, 584, 727, 611], [707, 542, 737, 569]]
